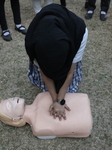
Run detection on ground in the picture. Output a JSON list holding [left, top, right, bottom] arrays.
[[0, 0, 112, 150]]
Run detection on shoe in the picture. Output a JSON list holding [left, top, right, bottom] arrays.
[[15, 25, 27, 35], [100, 14, 107, 21], [85, 11, 94, 20], [1, 30, 12, 41]]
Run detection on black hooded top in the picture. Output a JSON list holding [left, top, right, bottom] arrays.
[[25, 4, 86, 93]]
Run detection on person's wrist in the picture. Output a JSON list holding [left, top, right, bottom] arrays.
[[50, 92, 57, 103], [56, 99, 66, 105]]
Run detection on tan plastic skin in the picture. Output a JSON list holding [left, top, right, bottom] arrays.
[[0, 92, 92, 138]]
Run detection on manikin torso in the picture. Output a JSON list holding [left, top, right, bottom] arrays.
[[23, 92, 92, 138]]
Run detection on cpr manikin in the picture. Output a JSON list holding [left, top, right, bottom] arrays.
[[0, 92, 92, 139]]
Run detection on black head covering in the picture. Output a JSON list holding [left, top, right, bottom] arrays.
[[25, 4, 86, 93]]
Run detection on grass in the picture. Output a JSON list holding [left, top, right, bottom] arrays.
[[0, 0, 112, 150]]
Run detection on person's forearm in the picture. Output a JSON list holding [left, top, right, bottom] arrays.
[[57, 63, 76, 100], [57, 74, 73, 99], [40, 70, 57, 102]]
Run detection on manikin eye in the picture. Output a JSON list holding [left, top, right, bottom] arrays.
[[17, 99, 19, 103]]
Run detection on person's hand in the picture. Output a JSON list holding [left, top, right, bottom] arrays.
[[49, 102, 71, 121]]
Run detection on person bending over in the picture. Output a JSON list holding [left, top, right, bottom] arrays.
[[25, 4, 88, 121], [32, 0, 53, 14]]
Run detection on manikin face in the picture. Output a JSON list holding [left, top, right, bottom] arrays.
[[1, 97, 25, 119]]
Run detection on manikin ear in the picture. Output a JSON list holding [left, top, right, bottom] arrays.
[[6, 102, 11, 111], [12, 116, 22, 122]]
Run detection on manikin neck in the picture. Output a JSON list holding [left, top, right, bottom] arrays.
[[22, 104, 37, 125]]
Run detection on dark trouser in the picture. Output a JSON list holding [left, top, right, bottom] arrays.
[[60, 0, 66, 6], [0, 0, 21, 31], [87, 0, 110, 13]]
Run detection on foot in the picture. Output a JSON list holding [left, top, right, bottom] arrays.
[[85, 10, 94, 20], [100, 11, 107, 21], [1, 30, 12, 41], [15, 25, 27, 35]]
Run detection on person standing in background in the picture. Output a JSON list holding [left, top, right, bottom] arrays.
[[60, 0, 66, 6], [85, 0, 111, 21], [85, 0, 89, 9], [0, 0, 27, 42], [32, 0, 53, 14]]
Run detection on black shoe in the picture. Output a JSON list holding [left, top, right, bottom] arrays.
[[85, 12, 94, 20], [15, 25, 27, 35], [1, 30, 12, 41], [100, 14, 107, 21]]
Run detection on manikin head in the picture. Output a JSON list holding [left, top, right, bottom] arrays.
[[0, 97, 26, 127]]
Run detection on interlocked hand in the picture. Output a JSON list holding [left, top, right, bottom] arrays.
[[49, 102, 71, 121]]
